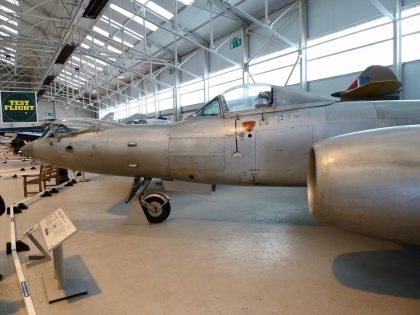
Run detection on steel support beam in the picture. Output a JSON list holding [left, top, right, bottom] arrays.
[[299, 0, 308, 91], [173, 0, 181, 122], [393, 0, 402, 82], [36, 0, 88, 90], [137, 8, 240, 67], [369, 0, 395, 20], [217, 0, 299, 49]]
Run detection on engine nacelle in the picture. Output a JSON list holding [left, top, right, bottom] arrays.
[[308, 125, 420, 245]]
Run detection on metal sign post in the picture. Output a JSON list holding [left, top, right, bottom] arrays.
[[40, 208, 87, 303], [22, 224, 51, 267]]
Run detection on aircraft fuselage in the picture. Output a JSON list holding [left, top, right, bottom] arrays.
[[23, 100, 420, 187]]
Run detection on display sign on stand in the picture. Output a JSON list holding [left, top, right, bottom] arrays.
[[40, 208, 77, 251], [39, 208, 87, 303]]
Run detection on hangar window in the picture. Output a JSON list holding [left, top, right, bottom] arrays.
[[249, 48, 300, 86], [402, 5, 420, 63], [209, 66, 242, 99], [159, 89, 174, 111], [117, 104, 128, 120], [180, 79, 204, 107], [307, 16, 393, 81], [146, 95, 156, 114], [128, 100, 140, 117]]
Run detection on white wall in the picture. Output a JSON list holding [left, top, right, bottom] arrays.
[[308, 0, 395, 38], [402, 60, 420, 99]]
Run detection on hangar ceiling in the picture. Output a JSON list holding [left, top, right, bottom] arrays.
[[0, 0, 298, 114]]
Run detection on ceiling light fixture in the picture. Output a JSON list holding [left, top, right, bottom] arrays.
[[37, 89, 46, 96], [55, 42, 78, 64], [83, 0, 110, 19], [42, 74, 55, 86]]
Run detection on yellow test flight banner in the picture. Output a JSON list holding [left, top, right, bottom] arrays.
[[1, 91, 38, 123]]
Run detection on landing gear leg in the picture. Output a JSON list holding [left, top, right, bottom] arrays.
[[125, 177, 171, 224]]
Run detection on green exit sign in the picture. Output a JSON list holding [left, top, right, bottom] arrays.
[[45, 112, 54, 117], [230, 37, 242, 49]]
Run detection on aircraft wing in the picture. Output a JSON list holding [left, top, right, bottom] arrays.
[[307, 125, 420, 245]]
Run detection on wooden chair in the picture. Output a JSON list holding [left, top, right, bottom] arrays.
[[22, 164, 58, 197], [43, 165, 59, 188]]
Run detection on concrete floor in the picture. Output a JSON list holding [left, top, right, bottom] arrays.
[[1, 154, 420, 314]]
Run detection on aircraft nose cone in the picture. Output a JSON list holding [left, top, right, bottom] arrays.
[[21, 142, 34, 157]]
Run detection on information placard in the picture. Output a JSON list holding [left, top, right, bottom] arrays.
[[40, 208, 77, 251], [1, 91, 38, 123]]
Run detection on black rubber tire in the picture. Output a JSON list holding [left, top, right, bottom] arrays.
[[140, 195, 171, 224], [0, 195, 5, 216]]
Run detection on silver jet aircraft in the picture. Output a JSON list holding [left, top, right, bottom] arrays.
[[21, 67, 420, 235]]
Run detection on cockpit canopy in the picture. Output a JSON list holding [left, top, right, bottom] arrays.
[[193, 84, 334, 116], [41, 118, 121, 138]]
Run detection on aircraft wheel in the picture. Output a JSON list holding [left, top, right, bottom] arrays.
[[0, 195, 5, 216], [140, 194, 171, 224]]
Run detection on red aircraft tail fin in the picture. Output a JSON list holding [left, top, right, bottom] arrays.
[[331, 65, 402, 101]]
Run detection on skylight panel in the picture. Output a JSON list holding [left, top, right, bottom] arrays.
[[71, 77, 85, 84], [85, 35, 105, 46], [0, 5, 16, 14], [0, 48, 14, 56], [85, 61, 104, 71], [1, 25, 17, 34], [71, 56, 104, 71], [132, 16, 158, 31], [101, 16, 143, 41], [138, 0, 173, 20], [0, 14, 17, 25], [58, 79, 80, 88], [61, 75, 85, 85], [85, 55, 107, 66], [107, 45, 122, 54], [0, 31, 9, 36], [63, 68, 87, 82], [101, 15, 123, 28], [5, 47, 15, 52], [110, 4, 133, 19], [86, 62, 103, 70], [178, 0, 194, 5], [80, 43, 90, 49], [1, 58, 15, 65], [93, 26, 109, 38], [75, 66, 95, 76], [124, 29, 143, 41], [112, 36, 134, 48], [110, 4, 157, 31], [6, 0, 19, 6]]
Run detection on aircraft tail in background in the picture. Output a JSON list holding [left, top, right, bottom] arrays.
[[331, 65, 402, 101]]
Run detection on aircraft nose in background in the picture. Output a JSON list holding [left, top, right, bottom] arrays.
[[21, 142, 34, 157]]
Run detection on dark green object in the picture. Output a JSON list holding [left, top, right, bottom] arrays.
[[1, 91, 38, 123], [230, 37, 242, 49]]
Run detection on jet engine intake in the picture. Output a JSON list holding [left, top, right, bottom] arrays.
[[307, 125, 420, 245]]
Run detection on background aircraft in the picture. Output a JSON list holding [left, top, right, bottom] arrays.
[[0, 125, 47, 154], [21, 67, 420, 242]]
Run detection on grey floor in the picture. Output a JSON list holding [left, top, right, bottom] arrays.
[[1, 154, 420, 315]]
